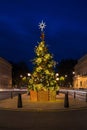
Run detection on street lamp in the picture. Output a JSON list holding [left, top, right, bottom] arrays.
[[55, 73, 60, 86]]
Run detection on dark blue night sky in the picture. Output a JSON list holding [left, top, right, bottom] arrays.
[[0, 0, 87, 69]]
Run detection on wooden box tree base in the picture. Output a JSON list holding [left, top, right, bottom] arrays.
[[38, 91, 48, 101], [48, 91, 56, 101], [30, 90, 56, 101], [30, 90, 37, 101]]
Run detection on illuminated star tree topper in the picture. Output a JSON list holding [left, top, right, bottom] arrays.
[[38, 20, 46, 32], [38, 20, 46, 41]]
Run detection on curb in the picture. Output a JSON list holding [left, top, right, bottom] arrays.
[[0, 106, 87, 112]]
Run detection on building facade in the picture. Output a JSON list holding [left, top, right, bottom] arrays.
[[0, 57, 12, 88], [73, 55, 87, 89]]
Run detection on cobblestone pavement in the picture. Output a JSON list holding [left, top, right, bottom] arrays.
[[0, 93, 87, 111]]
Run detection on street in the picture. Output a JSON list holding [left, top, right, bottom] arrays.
[[0, 109, 87, 130]]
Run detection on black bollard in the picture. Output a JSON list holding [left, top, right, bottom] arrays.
[[17, 93, 22, 108], [64, 92, 69, 108], [56, 90, 59, 95]]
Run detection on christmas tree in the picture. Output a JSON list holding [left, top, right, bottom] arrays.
[[28, 21, 59, 91]]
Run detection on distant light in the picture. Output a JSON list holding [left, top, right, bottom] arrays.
[[56, 73, 59, 76], [72, 71, 75, 74], [0, 89, 4, 91], [56, 78, 59, 81], [28, 73, 31, 77], [65, 75, 67, 77], [20, 75, 23, 78]]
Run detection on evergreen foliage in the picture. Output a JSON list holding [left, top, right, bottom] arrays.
[[28, 33, 59, 91]]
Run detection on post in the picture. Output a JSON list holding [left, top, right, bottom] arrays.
[[64, 92, 69, 108], [17, 93, 22, 108], [56, 90, 59, 95]]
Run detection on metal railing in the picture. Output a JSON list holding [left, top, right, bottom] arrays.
[[59, 89, 87, 102]]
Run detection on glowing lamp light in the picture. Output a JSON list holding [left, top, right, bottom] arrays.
[[28, 73, 31, 77], [65, 75, 67, 77], [56, 78, 59, 81], [20, 75, 23, 78], [56, 73, 59, 76], [73, 71, 75, 75]]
